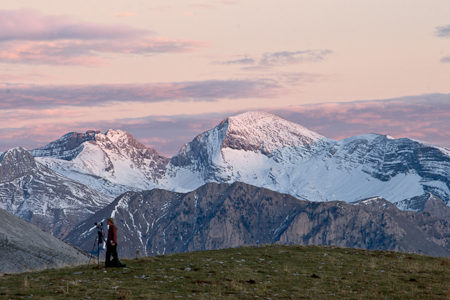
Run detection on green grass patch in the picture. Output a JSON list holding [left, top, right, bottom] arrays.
[[1, 244, 450, 299]]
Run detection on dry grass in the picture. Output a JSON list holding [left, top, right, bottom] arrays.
[[1, 244, 450, 299]]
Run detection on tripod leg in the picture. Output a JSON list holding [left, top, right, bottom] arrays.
[[87, 235, 98, 269], [97, 237, 100, 267], [97, 230, 103, 267]]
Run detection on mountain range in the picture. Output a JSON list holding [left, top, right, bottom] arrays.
[[27, 111, 450, 205], [2, 111, 450, 258]]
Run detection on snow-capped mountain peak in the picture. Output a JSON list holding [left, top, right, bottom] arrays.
[[31, 129, 169, 197], [104, 129, 147, 150], [165, 111, 334, 191], [223, 111, 326, 154], [171, 111, 329, 168]]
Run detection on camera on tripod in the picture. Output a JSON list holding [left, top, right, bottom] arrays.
[[87, 221, 106, 268]]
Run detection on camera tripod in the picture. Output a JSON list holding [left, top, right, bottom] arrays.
[[87, 223, 104, 269]]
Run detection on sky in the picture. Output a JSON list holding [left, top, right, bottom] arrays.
[[1, 0, 450, 157]]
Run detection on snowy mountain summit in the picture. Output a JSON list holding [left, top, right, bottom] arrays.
[[166, 111, 331, 189], [220, 111, 325, 154], [170, 111, 328, 166], [32, 129, 169, 197]]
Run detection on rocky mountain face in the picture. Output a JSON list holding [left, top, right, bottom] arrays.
[[394, 193, 450, 221], [0, 208, 90, 274], [65, 182, 450, 259], [0, 147, 112, 238], [31, 129, 170, 197], [0, 147, 37, 181], [29, 130, 99, 160]]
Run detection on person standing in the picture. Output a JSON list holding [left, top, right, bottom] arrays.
[[105, 217, 124, 267]]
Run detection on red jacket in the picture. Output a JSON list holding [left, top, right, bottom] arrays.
[[107, 224, 117, 245]]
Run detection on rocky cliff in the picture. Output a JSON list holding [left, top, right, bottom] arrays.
[[394, 193, 450, 221], [65, 182, 450, 258]]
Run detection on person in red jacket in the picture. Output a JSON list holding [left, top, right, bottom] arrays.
[[105, 217, 124, 267]]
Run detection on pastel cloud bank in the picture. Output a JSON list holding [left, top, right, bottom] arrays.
[[2, 94, 450, 157], [0, 79, 282, 109], [0, 9, 206, 65]]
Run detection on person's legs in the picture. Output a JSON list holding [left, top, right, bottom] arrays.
[[105, 245, 112, 267], [111, 244, 118, 266]]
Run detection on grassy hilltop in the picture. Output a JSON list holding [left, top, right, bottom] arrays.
[[1, 245, 450, 299]]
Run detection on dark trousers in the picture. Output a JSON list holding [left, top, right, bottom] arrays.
[[105, 244, 118, 267]]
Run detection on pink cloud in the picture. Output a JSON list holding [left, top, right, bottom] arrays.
[[0, 41, 107, 66], [0, 9, 207, 66], [0, 109, 86, 124], [0, 38, 207, 66], [0, 123, 95, 151], [260, 50, 333, 66], [0, 9, 150, 41], [0, 79, 283, 109], [216, 50, 333, 71], [139, 137, 174, 150]]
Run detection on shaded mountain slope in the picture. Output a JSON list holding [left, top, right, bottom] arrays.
[[66, 182, 450, 258], [0, 208, 90, 274], [394, 193, 450, 221], [0, 147, 111, 238]]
